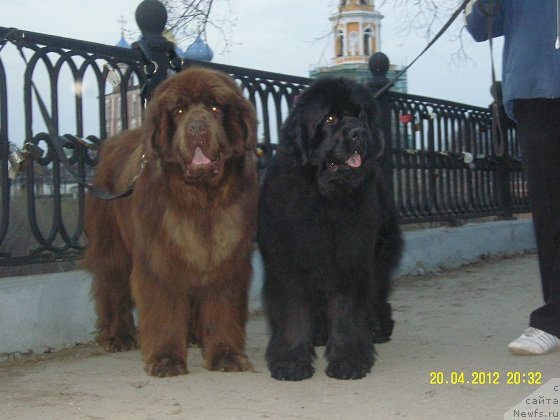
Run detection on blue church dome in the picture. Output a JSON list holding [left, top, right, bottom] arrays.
[[183, 35, 213, 61], [115, 33, 131, 49]]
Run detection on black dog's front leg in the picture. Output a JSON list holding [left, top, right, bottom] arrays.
[[325, 293, 374, 380], [265, 293, 315, 381]]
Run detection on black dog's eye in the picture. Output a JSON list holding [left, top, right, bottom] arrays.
[[325, 114, 337, 125]]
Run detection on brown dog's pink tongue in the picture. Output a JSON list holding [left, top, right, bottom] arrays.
[[345, 153, 362, 168], [192, 146, 211, 165]]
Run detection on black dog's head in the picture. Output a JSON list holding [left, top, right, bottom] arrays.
[[279, 77, 382, 198]]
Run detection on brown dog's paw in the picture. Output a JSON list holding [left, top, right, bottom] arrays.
[[204, 353, 255, 372], [146, 357, 188, 377], [98, 334, 138, 353]]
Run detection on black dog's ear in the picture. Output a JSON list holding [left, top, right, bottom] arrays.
[[279, 108, 309, 166], [361, 102, 385, 160], [374, 128, 386, 160]]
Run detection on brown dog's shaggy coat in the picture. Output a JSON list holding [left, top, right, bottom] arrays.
[[83, 67, 258, 377]]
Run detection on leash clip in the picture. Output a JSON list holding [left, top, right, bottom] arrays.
[[130, 153, 148, 187]]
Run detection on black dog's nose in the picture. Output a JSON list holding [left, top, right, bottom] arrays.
[[348, 127, 364, 141]]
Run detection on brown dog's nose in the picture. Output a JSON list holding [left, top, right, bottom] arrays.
[[188, 120, 208, 136]]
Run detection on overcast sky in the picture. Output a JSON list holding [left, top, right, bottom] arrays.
[[2, 0, 503, 108]]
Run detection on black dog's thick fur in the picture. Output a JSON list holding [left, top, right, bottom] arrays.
[[257, 77, 403, 381]]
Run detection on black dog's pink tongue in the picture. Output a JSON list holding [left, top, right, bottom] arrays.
[[192, 146, 211, 165], [346, 153, 362, 168]]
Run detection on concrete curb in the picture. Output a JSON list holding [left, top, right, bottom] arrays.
[[397, 218, 536, 276], [0, 219, 536, 358]]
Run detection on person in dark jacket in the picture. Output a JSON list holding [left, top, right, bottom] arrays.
[[466, 0, 560, 355]]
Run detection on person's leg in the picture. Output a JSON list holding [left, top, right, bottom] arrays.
[[508, 99, 560, 354]]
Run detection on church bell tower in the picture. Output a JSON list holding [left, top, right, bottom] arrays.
[[331, 0, 383, 65], [310, 0, 406, 92]]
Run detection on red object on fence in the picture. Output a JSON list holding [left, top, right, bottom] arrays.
[[400, 113, 414, 124]]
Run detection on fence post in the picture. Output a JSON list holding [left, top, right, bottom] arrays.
[[367, 52, 394, 200], [491, 81, 515, 220], [133, 0, 176, 102]]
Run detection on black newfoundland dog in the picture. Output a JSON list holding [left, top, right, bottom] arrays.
[[257, 77, 403, 381]]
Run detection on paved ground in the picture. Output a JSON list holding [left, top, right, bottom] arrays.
[[1, 253, 558, 420]]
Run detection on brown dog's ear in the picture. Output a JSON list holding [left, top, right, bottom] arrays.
[[142, 98, 172, 160]]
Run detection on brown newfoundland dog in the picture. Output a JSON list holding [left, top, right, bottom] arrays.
[[83, 67, 258, 377]]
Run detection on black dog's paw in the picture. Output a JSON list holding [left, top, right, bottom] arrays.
[[373, 333, 391, 344], [269, 360, 315, 381], [326, 359, 371, 380], [372, 302, 394, 343], [373, 321, 393, 343]]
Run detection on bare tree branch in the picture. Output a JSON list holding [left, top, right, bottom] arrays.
[[126, 0, 236, 54], [377, 0, 471, 61]]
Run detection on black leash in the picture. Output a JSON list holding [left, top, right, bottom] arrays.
[[374, 0, 471, 99], [373, 0, 506, 158], [365, 1, 469, 160]]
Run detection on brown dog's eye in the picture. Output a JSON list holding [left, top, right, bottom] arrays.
[[174, 107, 184, 116], [325, 114, 337, 125], [209, 104, 221, 114]]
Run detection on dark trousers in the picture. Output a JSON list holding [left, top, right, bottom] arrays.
[[515, 99, 560, 338]]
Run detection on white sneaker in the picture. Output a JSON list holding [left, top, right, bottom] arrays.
[[508, 327, 560, 355]]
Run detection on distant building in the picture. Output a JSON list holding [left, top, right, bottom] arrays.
[[310, 0, 407, 93], [105, 32, 213, 138], [104, 32, 142, 138]]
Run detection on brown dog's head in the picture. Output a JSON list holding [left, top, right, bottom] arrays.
[[143, 67, 257, 184]]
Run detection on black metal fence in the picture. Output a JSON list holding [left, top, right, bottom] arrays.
[[387, 91, 526, 224], [0, 2, 529, 267]]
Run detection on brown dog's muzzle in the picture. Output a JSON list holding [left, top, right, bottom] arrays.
[[181, 115, 223, 182], [187, 119, 209, 145]]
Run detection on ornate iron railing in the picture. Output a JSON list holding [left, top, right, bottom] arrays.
[[0, 2, 529, 267], [387, 91, 525, 224], [0, 26, 148, 266]]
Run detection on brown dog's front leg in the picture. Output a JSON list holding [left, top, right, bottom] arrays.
[[197, 285, 253, 373], [132, 269, 190, 377]]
